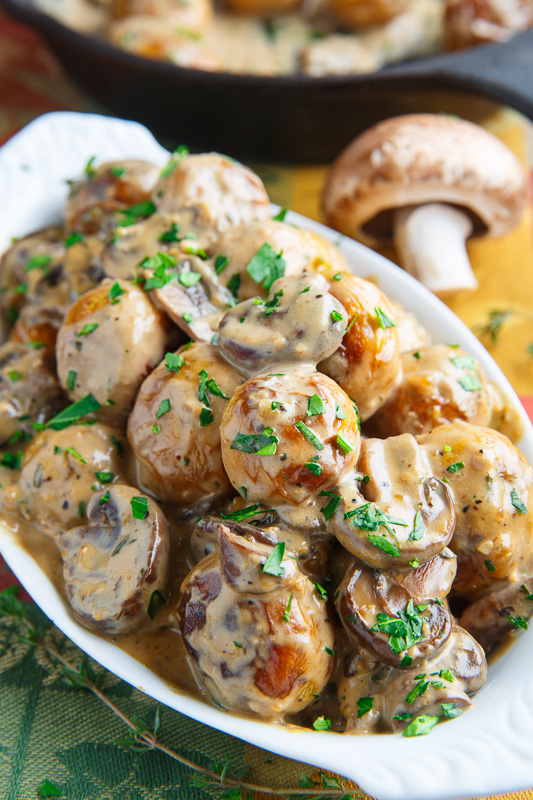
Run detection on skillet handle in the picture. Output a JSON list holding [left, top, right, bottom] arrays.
[[383, 29, 533, 122]]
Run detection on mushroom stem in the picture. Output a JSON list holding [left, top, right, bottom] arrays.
[[393, 203, 478, 297]]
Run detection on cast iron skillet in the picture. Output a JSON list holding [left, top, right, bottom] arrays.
[[2, 0, 533, 162]]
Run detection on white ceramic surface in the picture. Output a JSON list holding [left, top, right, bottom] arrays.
[[1, 111, 533, 800]]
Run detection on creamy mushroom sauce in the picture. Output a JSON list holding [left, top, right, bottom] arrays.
[[0, 150, 532, 737]]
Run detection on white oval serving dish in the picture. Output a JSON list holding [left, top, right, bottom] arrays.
[[0, 111, 532, 800]]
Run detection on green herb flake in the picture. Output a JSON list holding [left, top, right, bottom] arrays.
[[403, 715, 439, 737], [159, 145, 189, 179], [76, 323, 99, 338], [24, 254, 52, 274], [307, 394, 326, 416], [234, 641, 243, 648], [271, 400, 284, 411], [439, 669, 454, 682], [408, 510, 426, 541], [156, 399, 171, 418], [485, 559, 496, 572], [356, 697, 373, 718], [215, 254, 230, 274], [65, 447, 87, 465], [451, 355, 477, 369], [38, 779, 62, 797], [262, 542, 285, 577], [368, 533, 400, 557], [178, 271, 202, 287], [509, 615, 528, 630], [458, 374, 483, 392], [312, 716, 331, 731], [118, 200, 156, 226], [67, 370, 77, 391], [182, 313, 193, 324], [109, 282, 126, 305], [110, 165, 126, 178], [409, 559, 419, 568], [271, 206, 289, 222], [199, 408, 214, 427], [511, 488, 529, 515], [447, 461, 465, 474], [99, 490, 110, 505], [375, 307, 397, 329], [8, 370, 23, 381], [131, 496, 149, 520], [246, 243, 286, 291], [319, 491, 341, 521], [78, 500, 85, 518], [334, 404, 347, 420], [147, 589, 166, 619], [0, 452, 23, 470], [310, 580, 328, 601], [159, 222, 180, 243], [94, 471, 113, 484], [84, 155, 96, 180], [324, 646, 335, 656], [227, 273, 241, 299], [413, 351, 421, 360], [110, 435, 124, 455], [64, 231, 85, 248], [393, 712, 413, 721], [294, 420, 324, 451], [221, 504, 273, 522], [372, 600, 427, 654], [332, 272, 343, 281], [441, 703, 462, 719], [305, 461, 323, 476], [336, 432, 354, 453], [230, 429, 278, 456], [330, 310, 343, 323], [165, 353, 184, 373], [283, 592, 293, 622]]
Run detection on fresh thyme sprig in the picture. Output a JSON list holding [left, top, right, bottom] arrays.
[[0, 586, 361, 800]]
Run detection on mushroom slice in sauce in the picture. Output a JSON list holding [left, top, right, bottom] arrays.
[[56, 278, 170, 423], [219, 365, 360, 514], [210, 219, 349, 302], [371, 345, 493, 437], [0, 342, 65, 444], [64, 159, 160, 235], [338, 623, 486, 733], [419, 422, 533, 598], [17, 423, 129, 531], [61, 485, 169, 634], [459, 579, 533, 653], [218, 272, 348, 377], [335, 552, 455, 669], [190, 514, 278, 564], [128, 342, 242, 507], [318, 272, 402, 422], [177, 524, 334, 720], [330, 433, 455, 569], [152, 152, 270, 235]]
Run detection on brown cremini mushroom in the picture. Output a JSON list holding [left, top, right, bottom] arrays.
[[322, 114, 528, 297]]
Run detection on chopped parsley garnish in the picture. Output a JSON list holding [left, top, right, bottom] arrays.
[[307, 394, 326, 416], [344, 315, 358, 337], [441, 703, 462, 719], [152, 423, 161, 434], [156, 399, 171, 418], [344, 503, 407, 538], [319, 491, 341, 521], [110, 435, 124, 455], [393, 712, 413, 722], [159, 144, 189, 178], [117, 200, 156, 226], [451, 355, 477, 369], [64, 231, 85, 248], [227, 273, 241, 299], [406, 675, 430, 704], [330, 310, 343, 323], [413, 351, 421, 360], [283, 592, 293, 622], [76, 323, 99, 337], [230, 429, 278, 456], [131, 496, 149, 520], [310, 580, 328, 601], [298, 286, 310, 295], [271, 206, 288, 222], [182, 313, 193, 324], [221, 504, 273, 522], [368, 534, 400, 557], [109, 282, 126, 304], [509, 615, 528, 630], [402, 715, 439, 737], [439, 669, 454, 682], [375, 307, 397, 329], [356, 697, 373, 718], [199, 408, 214, 426], [47, 394, 100, 430], [511, 488, 529, 514], [335, 404, 347, 420], [159, 222, 180, 243], [408, 510, 426, 541], [197, 370, 228, 406], [271, 400, 284, 411], [458, 374, 483, 392], [447, 461, 465, 474], [262, 289, 284, 317], [84, 155, 96, 180], [332, 272, 343, 281], [178, 271, 202, 287], [262, 542, 285, 577], [165, 353, 184, 373], [246, 243, 286, 291], [67, 370, 77, 391], [312, 716, 331, 731], [336, 432, 354, 453], [147, 589, 166, 619], [214, 254, 229, 274], [65, 447, 86, 465], [371, 600, 427, 654], [8, 370, 22, 381], [109, 165, 126, 178], [324, 647, 335, 656], [141, 252, 178, 290], [99, 490, 110, 505], [485, 559, 496, 572], [234, 641, 243, 648], [94, 471, 113, 484], [0, 452, 22, 470], [305, 462, 323, 476], [294, 420, 324, 451]]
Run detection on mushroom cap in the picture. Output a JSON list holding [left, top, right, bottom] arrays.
[[322, 113, 529, 247]]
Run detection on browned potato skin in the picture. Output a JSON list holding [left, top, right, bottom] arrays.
[[18, 424, 129, 531], [220, 366, 361, 508], [419, 422, 533, 598], [319, 273, 401, 422], [64, 159, 160, 235], [331, 0, 408, 27], [56, 279, 170, 423], [371, 345, 493, 437], [128, 342, 242, 507], [178, 524, 334, 720], [62, 486, 169, 634]]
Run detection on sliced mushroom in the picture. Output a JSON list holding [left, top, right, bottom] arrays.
[[330, 434, 455, 569], [459, 579, 533, 653], [190, 514, 278, 564], [371, 345, 493, 437], [338, 623, 486, 733], [128, 342, 242, 507], [0, 342, 65, 444], [56, 278, 170, 423], [210, 219, 349, 302], [419, 422, 533, 598], [318, 272, 402, 421], [178, 524, 334, 720], [64, 159, 160, 235], [61, 485, 169, 634], [18, 423, 129, 531], [218, 273, 348, 377], [220, 365, 360, 512], [336, 552, 455, 668]]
